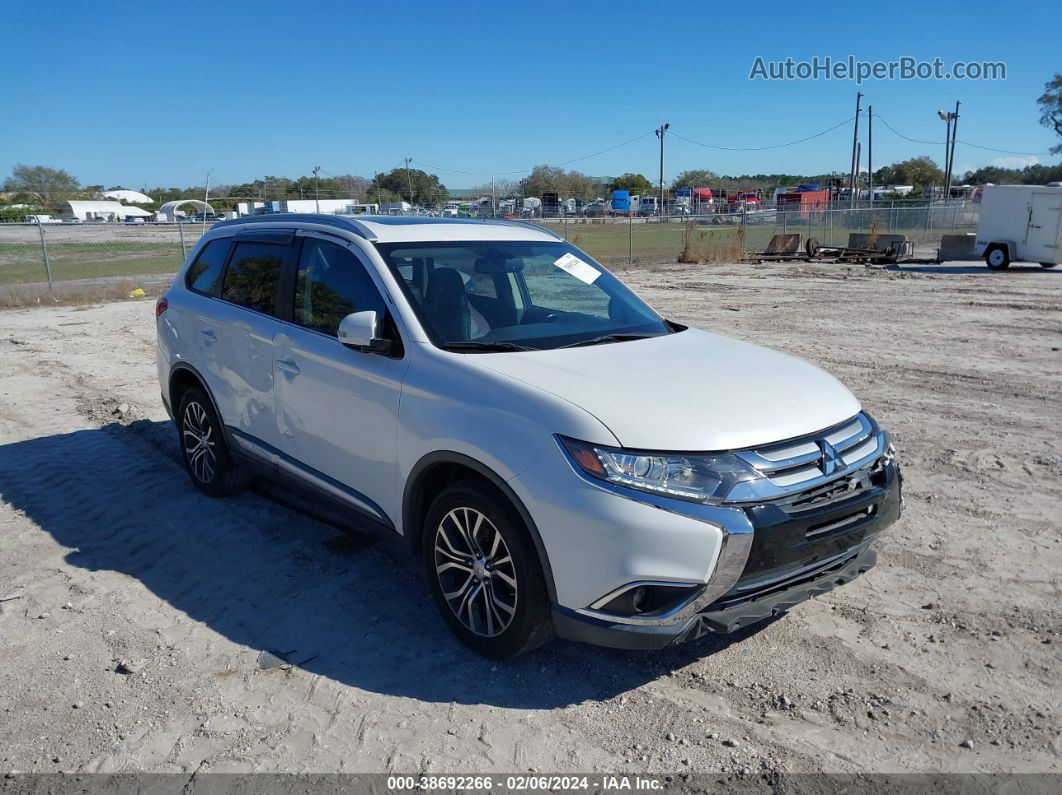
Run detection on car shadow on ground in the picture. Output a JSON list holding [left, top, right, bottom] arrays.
[[0, 420, 772, 709]]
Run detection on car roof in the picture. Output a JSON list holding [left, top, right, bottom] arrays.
[[212, 214, 562, 243]]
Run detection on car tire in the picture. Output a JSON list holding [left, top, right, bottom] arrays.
[[177, 387, 250, 498], [805, 237, 820, 258], [1039, 262, 1057, 268], [984, 245, 1010, 270], [423, 480, 553, 659]]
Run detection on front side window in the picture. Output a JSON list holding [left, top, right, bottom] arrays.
[[220, 242, 285, 315], [376, 241, 672, 350], [294, 238, 386, 336], [185, 239, 229, 294]]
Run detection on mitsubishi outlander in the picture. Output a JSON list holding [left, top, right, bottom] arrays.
[[156, 215, 902, 658]]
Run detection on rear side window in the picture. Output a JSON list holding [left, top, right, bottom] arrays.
[[220, 242, 286, 315], [294, 238, 385, 335], [185, 239, 229, 294]]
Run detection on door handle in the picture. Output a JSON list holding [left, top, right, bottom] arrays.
[[199, 329, 217, 344], [276, 359, 301, 377]]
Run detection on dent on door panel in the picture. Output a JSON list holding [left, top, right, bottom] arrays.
[[212, 306, 277, 445]]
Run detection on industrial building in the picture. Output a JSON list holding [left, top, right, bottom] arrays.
[[235, 199, 379, 216], [62, 201, 154, 221], [102, 189, 154, 204]]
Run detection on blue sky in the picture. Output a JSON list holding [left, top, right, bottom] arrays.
[[2, 0, 1058, 190]]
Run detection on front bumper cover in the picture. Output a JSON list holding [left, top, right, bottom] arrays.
[[553, 467, 901, 650], [553, 543, 879, 650]]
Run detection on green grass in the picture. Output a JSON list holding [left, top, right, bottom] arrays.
[[0, 241, 185, 285]]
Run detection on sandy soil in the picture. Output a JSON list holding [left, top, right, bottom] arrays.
[[0, 260, 1059, 779]]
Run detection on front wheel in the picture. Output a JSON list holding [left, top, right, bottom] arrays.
[[423, 481, 553, 659], [984, 245, 1010, 270], [1040, 262, 1057, 269]]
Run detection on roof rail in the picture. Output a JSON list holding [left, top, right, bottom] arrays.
[[212, 213, 375, 240], [492, 218, 563, 240]]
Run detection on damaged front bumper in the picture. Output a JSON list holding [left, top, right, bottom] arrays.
[[553, 458, 902, 651]]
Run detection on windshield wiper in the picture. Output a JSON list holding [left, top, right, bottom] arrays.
[[558, 333, 662, 349], [438, 341, 535, 353]]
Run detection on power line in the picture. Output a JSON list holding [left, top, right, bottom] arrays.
[[874, 114, 941, 145], [875, 113, 1053, 156], [953, 139, 1054, 156], [670, 117, 855, 152]]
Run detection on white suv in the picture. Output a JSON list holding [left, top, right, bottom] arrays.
[[156, 215, 902, 658]]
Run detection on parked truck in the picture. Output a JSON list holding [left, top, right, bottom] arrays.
[[976, 185, 1062, 269]]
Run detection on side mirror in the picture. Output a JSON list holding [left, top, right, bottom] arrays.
[[337, 310, 392, 354]]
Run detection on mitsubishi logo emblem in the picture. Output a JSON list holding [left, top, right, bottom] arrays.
[[819, 440, 841, 475]]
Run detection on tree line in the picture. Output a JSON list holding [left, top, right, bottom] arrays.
[[5, 157, 1062, 219]]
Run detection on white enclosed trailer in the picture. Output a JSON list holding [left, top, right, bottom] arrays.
[[975, 185, 1062, 269]]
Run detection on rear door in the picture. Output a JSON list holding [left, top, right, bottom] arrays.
[[1027, 192, 1062, 263], [273, 232, 410, 528], [205, 232, 292, 450]]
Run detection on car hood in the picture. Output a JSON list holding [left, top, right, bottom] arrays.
[[469, 328, 861, 450]]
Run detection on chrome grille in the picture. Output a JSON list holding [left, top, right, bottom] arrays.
[[726, 413, 885, 502]]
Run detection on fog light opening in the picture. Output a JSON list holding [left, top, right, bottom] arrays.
[[630, 586, 649, 613], [595, 583, 701, 617]]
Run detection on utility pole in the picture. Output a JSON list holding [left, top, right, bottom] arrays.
[[405, 157, 414, 211], [203, 171, 211, 234], [937, 109, 954, 202], [867, 105, 874, 205], [946, 100, 960, 201], [855, 142, 862, 204], [491, 176, 497, 219], [313, 165, 321, 213], [655, 122, 670, 218], [943, 114, 952, 201], [849, 92, 863, 208]]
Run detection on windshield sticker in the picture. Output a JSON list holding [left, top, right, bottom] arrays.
[[553, 252, 600, 285]]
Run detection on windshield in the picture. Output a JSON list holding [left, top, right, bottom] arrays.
[[375, 240, 674, 351]]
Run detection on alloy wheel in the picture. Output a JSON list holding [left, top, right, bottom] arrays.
[[433, 507, 517, 637], [182, 401, 217, 483]]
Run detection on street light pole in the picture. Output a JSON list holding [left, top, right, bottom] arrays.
[[313, 165, 321, 213], [946, 101, 960, 201], [405, 157, 414, 211]]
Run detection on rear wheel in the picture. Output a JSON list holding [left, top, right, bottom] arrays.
[[984, 245, 1010, 270], [1040, 262, 1057, 268], [423, 481, 553, 659], [177, 387, 249, 497]]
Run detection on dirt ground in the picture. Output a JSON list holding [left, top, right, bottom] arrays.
[[0, 260, 1059, 780]]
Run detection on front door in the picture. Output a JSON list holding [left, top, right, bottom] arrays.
[[273, 233, 410, 529]]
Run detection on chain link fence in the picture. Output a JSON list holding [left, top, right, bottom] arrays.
[[0, 204, 978, 294], [537, 202, 978, 266], [0, 221, 211, 291]]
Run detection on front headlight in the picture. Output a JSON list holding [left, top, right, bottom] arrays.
[[558, 436, 760, 504]]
